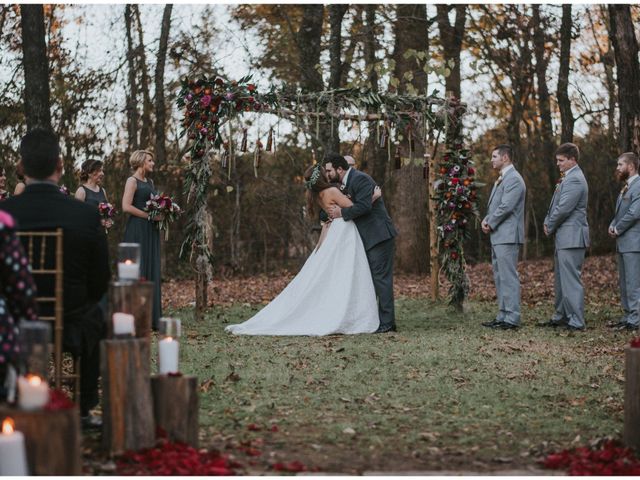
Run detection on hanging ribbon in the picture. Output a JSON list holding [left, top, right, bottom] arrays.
[[241, 128, 248, 153], [266, 127, 273, 152]]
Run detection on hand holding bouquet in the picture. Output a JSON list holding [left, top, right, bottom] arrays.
[[145, 193, 182, 240], [98, 202, 116, 233]]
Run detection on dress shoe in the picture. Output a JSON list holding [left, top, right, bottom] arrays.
[[374, 324, 397, 334], [492, 321, 519, 330], [537, 320, 562, 328], [612, 322, 638, 331], [81, 414, 102, 430], [565, 325, 585, 332], [609, 320, 631, 329], [482, 319, 501, 328]]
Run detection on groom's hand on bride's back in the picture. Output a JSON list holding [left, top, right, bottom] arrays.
[[328, 204, 342, 219]]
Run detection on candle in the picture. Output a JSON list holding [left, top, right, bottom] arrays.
[[112, 312, 135, 336], [17, 374, 49, 411], [158, 337, 179, 374], [117, 259, 139, 280], [0, 419, 28, 475]]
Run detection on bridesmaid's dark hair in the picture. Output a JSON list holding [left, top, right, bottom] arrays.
[[304, 164, 331, 217], [79, 159, 103, 182]]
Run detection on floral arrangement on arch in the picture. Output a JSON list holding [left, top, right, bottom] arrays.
[[435, 130, 479, 309]]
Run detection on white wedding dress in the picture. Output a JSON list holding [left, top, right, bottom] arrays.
[[225, 218, 379, 335]]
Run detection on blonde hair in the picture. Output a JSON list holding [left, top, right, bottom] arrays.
[[129, 150, 153, 170]]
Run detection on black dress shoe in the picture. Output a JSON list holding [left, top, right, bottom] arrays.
[[565, 325, 585, 332], [613, 322, 638, 331], [81, 414, 103, 430], [537, 320, 562, 328], [482, 319, 501, 328], [493, 321, 519, 330], [374, 324, 397, 334], [608, 320, 628, 329]]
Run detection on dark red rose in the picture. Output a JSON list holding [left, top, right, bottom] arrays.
[[214, 77, 224, 86], [631, 337, 640, 348], [247, 84, 256, 92], [468, 167, 475, 175]]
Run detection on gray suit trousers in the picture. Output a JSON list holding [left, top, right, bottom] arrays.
[[552, 248, 586, 328], [366, 237, 395, 328], [618, 252, 640, 326], [491, 244, 521, 325]]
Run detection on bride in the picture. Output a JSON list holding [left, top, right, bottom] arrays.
[[225, 164, 381, 336]]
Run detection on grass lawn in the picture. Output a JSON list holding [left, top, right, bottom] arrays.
[[165, 297, 628, 474]]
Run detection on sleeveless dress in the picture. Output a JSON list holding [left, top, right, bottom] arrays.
[[123, 178, 162, 329], [225, 218, 379, 336], [80, 185, 107, 207]]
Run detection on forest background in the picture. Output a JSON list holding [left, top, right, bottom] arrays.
[[2, 4, 639, 279]]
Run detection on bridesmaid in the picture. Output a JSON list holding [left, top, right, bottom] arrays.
[[0, 166, 8, 200], [75, 160, 113, 230], [13, 162, 26, 196], [122, 150, 162, 330]]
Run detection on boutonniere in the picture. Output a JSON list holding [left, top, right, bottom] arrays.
[[555, 172, 565, 190], [621, 184, 629, 196], [495, 175, 503, 186]]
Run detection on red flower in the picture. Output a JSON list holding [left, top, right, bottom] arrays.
[[451, 178, 460, 185], [273, 461, 307, 472], [450, 252, 458, 260], [468, 167, 475, 175], [247, 423, 261, 431], [247, 84, 256, 92], [631, 337, 640, 348], [45, 389, 75, 411]]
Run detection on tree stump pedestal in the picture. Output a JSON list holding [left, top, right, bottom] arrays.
[[151, 374, 199, 447], [0, 405, 81, 475], [625, 346, 640, 451], [101, 338, 155, 454]]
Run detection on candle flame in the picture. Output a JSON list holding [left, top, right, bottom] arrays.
[[26, 374, 42, 386], [2, 418, 14, 434], [124, 259, 133, 265], [163, 336, 174, 342]]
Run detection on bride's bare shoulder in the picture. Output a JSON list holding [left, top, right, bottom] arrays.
[[319, 186, 341, 199]]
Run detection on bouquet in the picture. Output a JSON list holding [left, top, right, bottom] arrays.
[[145, 193, 182, 240], [59, 185, 70, 195], [98, 202, 116, 233]]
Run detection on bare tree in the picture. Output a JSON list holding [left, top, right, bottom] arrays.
[[436, 5, 466, 100], [154, 4, 173, 166], [557, 4, 574, 143], [608, 4, 640, 153], [20, 4, 51, 130], [327, 4, 348, 153], [125, 5, 139, 149]]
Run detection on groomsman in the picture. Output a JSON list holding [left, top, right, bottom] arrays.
[[542, 143, 590, 331], [608, 152, 640, 331], [481, 145, 526, 330]]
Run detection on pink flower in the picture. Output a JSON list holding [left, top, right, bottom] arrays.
[[200, 95, 212, 107]]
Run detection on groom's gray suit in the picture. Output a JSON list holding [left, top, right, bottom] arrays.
[[544, 165, 590, 329], [610, 175, 640, 327], [483, 165, 526, 326], [341, 168, 398, 329]]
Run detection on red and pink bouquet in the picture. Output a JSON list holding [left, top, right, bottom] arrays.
[[145, 193, 182, 240], [98, 202, 116, 233]]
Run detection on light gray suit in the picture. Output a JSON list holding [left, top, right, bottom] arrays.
[[610, 175, 640, 326], [483, 165, 526, 325], [544, 165, 590, 328]]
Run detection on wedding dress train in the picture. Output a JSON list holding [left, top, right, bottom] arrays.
[[225, 218, 379, 335]]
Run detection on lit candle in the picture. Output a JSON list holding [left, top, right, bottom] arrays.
[[112, 312, 135, 337], [17, 374, 49, 411], [117, 259, 139, 280], [158, 337, 179, 374], [0, 418, 28, 475]]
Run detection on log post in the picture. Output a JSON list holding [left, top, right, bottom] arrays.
[[131, 281, 154, 339], [101, 338, 155, 454], [151, 375, 199, 447], [0, 405, 81, 475], [625, 346, 640, 450]]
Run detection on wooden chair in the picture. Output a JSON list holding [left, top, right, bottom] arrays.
[[17, 229, 81, 400]]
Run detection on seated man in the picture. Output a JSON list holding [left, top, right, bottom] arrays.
[[2, 128, 109, 426]]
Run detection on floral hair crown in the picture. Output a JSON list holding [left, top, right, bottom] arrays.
[[304, 164, 322, 190]]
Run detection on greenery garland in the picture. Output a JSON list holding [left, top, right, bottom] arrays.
[[434, 100, 480, 310]]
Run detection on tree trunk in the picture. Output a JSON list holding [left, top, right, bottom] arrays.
[[154, 4, 172, 166], [327, 5, 348, 153], [436, 5, 466, 100], [591, 6, 617, 143], [557, 4, 574, 143], [532, 5, 555, 181], [132, 5, 154, 149], [390, 4, 429, 274], [609, 4, 640, 153], [20, 4, 51, 130], [125, 5, 139, 150], [151, 375, 199, 447]]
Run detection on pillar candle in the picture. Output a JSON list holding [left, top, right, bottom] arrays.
[[117, 260, 139, 280], [112, 312, 135, 336], [17, 374, 49, 411], [0, 419, 29, 475], [158, 337, 179, 374]]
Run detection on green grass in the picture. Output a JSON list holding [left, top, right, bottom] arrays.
[[164, 298, 628, 473]]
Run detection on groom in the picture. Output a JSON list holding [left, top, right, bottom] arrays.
[[325, 154, 398, 333]]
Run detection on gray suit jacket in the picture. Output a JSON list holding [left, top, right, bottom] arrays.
[[611, 176, 640, 253], [341, 169, 397, 251], [544, 166, 590, 249], [483, 166, 526, 245]]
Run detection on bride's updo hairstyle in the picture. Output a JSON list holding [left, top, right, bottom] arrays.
[[304, 163, 330, 217]]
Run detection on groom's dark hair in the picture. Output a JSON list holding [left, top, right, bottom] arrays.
[[20, 128, 60, 179], [493, 144, 513, 162], [324, 153, 349, 170]]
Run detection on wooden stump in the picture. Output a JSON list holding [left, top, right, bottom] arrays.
[[625, 346, 640, 450], [101, 339, 155, 454], [0, 405, 81, 475], [131, 281, 154, 339], [151, 375, 199, 447]]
